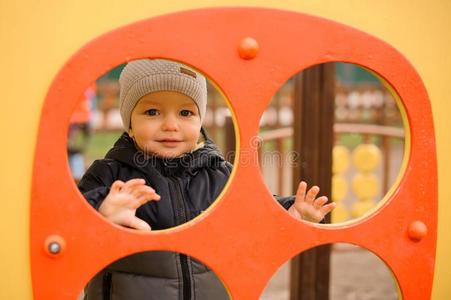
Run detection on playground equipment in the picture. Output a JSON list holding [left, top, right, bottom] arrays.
[[2, 2, 450, 299]]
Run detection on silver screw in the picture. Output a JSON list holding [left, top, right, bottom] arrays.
[[48, 242, 61, 254]]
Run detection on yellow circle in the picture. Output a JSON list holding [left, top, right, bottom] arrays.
[[351, 199, 375, 218], [333, 145, 350, 174], [352, 144, 382, 172], [332, 203, 349, 223], [332, 175, 348, 202], [352, 173, 379, 199]]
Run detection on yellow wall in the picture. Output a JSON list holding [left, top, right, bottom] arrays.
[[1, 0, 450, 298]]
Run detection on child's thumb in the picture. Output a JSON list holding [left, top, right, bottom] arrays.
[[126, 216, 151, 231], [111, 180, 125, 193]]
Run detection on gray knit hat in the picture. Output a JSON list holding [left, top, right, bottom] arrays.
[[119, 59, 207, 130]]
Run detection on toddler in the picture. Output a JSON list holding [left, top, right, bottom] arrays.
[[79, 59, 335, 300]]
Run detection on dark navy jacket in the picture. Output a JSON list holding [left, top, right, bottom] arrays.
[[79, 131, 293, 300]]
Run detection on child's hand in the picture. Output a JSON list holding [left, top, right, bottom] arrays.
[[99, 178, 160, 231], [287, 181, 336, 223]]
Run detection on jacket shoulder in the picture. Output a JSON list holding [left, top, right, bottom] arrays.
[[78, 159, 121, 193]]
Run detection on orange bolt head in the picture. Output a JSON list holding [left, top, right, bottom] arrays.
[[238, 37, 259, 59], [408, 221, 428, 241]]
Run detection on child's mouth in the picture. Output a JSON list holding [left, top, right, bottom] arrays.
[[157, 139, 182, 147]]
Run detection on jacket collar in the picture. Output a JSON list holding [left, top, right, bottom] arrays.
[[104, 129, 226, 176]]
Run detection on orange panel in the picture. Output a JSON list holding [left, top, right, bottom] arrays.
[[31, 7, 437, 299]]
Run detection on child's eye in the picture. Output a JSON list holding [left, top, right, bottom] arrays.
[[145, 109, 159, 116], [180, 110, 194, 117]]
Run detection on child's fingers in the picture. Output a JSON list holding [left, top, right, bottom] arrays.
[[125, 194, 157, 209], [295, 181, 307, 204], [123, 216, 151, 231], [129, 185, 155, 198], [111, 180, 125, 193], [124, 178, 146, 188], [135, 192, 161, 206], [305, 186, 320, 204], [313, 196, 328, 209], [117, 186, 159, 208], [122, 178, 146, 193], [319, 202, 336, 216], [130, 186, 161, 203], [128, 199, 142, 209]]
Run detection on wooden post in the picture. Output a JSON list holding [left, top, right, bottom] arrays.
[[224, 116, 236, 164], [290, 63, 335, 300]]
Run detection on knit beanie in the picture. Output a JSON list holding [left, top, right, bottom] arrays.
[[119, 59, 207, 130]]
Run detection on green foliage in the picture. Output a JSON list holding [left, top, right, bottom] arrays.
[[84, 131, 123, 162]]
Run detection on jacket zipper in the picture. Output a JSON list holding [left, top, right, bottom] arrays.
[[169, 177, 192, 300]]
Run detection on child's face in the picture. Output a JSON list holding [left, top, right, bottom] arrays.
[[129, 91, 202, 158]]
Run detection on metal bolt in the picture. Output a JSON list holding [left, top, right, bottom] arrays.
[[44, 235, 66, 257], [48, 242, 61, 254]]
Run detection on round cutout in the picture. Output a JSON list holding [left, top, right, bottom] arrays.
[[78, 250, 230, 300], [258, 62, 407, 224], [261, 243, 400, 299], [68, 58, 236, 230]]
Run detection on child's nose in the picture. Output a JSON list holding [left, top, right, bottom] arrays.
[[161, 114, 179, 131]]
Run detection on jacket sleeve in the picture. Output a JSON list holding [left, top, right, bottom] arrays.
[[78, 159, 116, 210], [223, 160, 233, 175], [222, 160, 295, 210], [274, 195, 295, 210]]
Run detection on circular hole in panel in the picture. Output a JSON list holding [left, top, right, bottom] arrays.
[[77, 250, 230, 300], [257, 62, 407, 224], [260, 243, 400, 299], [68, 58, 236, 230]]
